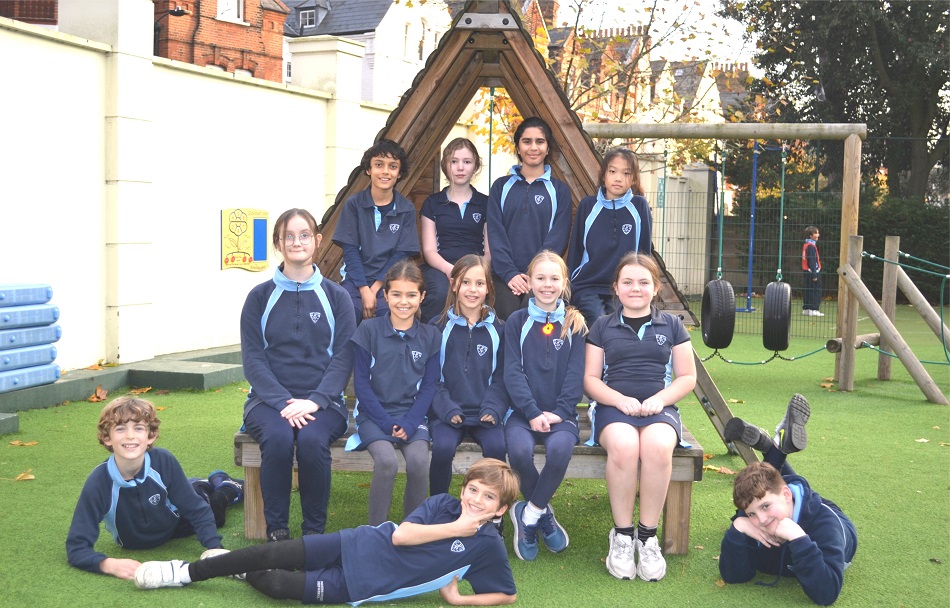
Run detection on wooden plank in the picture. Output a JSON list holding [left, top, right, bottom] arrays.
[[879, 236, 899, 379], [835, 135, 862, 380], [838, 262, 949, 404], [838, 236, 863, 391], [692, 351, 758, 464], [662, 481, 692, 554]]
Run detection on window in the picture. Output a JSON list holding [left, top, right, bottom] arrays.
[[300, 9, 315, 28], [218, 0, 244, 21]]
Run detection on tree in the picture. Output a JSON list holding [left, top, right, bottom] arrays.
[[719, 0, 950, 202]]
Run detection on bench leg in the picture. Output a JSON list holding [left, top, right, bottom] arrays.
[[243, 466, 267, 540], [661, 480, 692, 555]]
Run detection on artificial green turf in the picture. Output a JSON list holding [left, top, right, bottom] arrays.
[[0, 307, 947, 607]]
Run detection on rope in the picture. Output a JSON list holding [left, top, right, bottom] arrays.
[[774, 144, 787, 283], [897, 250, 950, 272], [861, 342, 950, 366], [700, 345, 826, 365], [715, 147, 726, 281], [861, 252, 950, 279]]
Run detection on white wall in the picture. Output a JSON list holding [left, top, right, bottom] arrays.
[[0, 14, 404, 371]]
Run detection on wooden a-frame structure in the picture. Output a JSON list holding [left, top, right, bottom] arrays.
[[313, 0, 754, 462], [314, 0, 694, 321]]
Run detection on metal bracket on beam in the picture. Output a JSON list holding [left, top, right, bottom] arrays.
[[455, 13, 519, 30]]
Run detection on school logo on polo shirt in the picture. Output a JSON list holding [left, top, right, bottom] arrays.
[[552, 339, 564, 350], [656, 335, 667, 346], [451, 539, 466, 553], [310, 312, 322, 323], [622, 224, 633, 235], [534, 195, 545, 204], [390, 224, 401, 232], [472, 213, 482, 223], [476, 344, 488, 356], [149, 494, 161, 506], [412, 350, 423, 361]]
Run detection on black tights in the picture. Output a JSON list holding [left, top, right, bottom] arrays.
[[189, 539, 308, 600]]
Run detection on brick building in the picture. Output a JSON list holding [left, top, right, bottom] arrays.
[[153, 0, 289, 82], [0, 0, 57, 26]]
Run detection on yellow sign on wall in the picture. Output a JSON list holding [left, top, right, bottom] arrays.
[[221, 208, 269, 272]]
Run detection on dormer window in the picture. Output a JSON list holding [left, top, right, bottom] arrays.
[[300, 9, 315, 28]]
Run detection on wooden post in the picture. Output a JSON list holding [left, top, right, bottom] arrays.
[[692, 352, 757, 465], [838, 236, 863, 391], [825, 333, 880, 353], [897, 266, 950, 347], [835, 134, 862, 381], [838, 263, 949, 405], [879, 236, 899, 379]]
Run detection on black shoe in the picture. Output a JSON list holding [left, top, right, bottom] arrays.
[[775, 394, 810, 454], [492, 517, 504, 537], [724, 417, 773, 452], [302, 529, 322, 537], [267, 529, 291, 542], [208, 490, 229, 528]]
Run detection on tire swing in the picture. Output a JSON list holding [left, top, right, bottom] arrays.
[[762, 144, 792, 352], [702, 147, 736, 350]]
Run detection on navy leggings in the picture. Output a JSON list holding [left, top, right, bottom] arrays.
[[244, 404, 348, 535], [764, 445, 795, 476], [505, 424, 575, 507], [429, 423, 507, 495]]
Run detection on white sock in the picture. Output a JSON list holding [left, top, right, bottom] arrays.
[[178, 562, 192, 585], [522, 502, 544, 526]]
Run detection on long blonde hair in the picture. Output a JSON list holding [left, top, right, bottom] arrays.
[[526, 250, 587, 339]]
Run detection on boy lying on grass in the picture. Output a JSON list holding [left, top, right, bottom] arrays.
[[721, 394, 858, 605], [135, 458, 519, 606], [66, 397, 242, 579]]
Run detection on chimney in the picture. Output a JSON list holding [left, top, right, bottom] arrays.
[[538, 0, 559, 30]]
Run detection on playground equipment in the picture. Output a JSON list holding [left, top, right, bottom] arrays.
[[834, 235, 948, 405], [701, 147, 735, 350]]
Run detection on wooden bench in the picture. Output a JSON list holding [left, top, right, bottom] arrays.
[[234, 411, 703, 554]]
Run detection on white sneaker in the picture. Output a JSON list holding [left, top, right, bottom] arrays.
[[606, 529, 636, 580], [802, 309, 814, 316], [635, 536, 667, 582], [199, 548, 230, 560], [135, 560, 188, 589], [812, 310, 825, 317]]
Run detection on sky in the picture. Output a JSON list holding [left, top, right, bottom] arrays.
[[556, 0, 757, 68]]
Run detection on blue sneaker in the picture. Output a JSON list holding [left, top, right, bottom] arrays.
[[209, 470, 244, 504], [537, 504, 569, 552], [510, 501, 539, 561]]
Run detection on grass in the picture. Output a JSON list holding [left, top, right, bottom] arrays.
[[0, 307, 947, 607]]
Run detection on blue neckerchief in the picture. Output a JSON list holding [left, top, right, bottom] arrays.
[[527, 298, 565, 325]]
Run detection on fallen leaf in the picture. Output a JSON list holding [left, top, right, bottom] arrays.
[[8, 440, 38, 447], [939, 442, 950, 447], [819, 382, 834, 388], [713, 555, 720, 561], [84, 363, 104, 371], [15, 468, 35, 481], [156, 406, 166, 411], [932, 426, 940, 430], [703, 465, 736, 475], [716, 578, 726, 588], [130, 386, 152, 395], [240, 388, 250, 393], [357, 482, 371, 489], [727, 398, 744, 404], [694, 545, 704, 550], [703, 453, 714, 460], [930, 558, 943, 564], [155, 390, 170, 395], [822, 377, 835, 382], [88, 385, 109, 403], [915, 438, 930, 443]]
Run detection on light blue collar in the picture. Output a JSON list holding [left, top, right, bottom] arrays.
[[273, 264, 324, 291], [509, 164, 553, 182], [527, 298, 565, 324], [595, 186, 635, 210], [447, 305, 496, 327], [106, 451, 150, 488]]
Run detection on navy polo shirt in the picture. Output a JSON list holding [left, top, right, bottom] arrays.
[[333, 188, 420, 284], [420, 188, 488, 263], [586, 307, 690, 402], [351, 316, 440, 422], [336, 493, 516, 603]]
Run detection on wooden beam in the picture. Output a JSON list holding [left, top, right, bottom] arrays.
[[897, 265, 950, 348], [692, 352, 758, 464], [879, 236, 899, 379], [835, 135, 862, 380], [838, 236, 863, 391], [838, 263, 949, 405], [583, 122, 868, 141], [825, 333, 880, 353]]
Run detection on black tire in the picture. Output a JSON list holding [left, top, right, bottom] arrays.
[[701, 279, 735, 349], [763, 281, 792, 352]]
